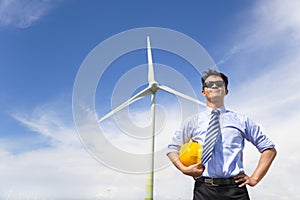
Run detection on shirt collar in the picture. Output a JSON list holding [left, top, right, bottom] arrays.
[[206, 105, 226, 114]]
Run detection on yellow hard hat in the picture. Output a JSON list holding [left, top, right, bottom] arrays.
[[179, 141, 203, 166]]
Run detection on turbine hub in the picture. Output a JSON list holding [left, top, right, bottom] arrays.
[[149, 81, 158, 93]]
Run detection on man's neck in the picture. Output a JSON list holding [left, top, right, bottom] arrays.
[[206, 100, 224, 109]]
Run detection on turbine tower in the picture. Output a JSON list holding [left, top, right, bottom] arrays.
[[98, 36, 206, 200]]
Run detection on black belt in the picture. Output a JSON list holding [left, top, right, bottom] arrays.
[[196, 177, 237, 186]]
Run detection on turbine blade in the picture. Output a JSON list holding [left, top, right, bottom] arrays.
[[98, 87, 152, 123], [147, 36, 155, 83], [159, 85, 206, 107]]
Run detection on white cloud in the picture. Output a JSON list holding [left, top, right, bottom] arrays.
[[0, 144, 149, 199], [12, 107, 79, 147], [253, 0, 300, 42], [0, 0, 59, 28], [1, 104, 151, 199]]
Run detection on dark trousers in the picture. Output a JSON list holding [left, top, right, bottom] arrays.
[[193, 181, 250, 200]]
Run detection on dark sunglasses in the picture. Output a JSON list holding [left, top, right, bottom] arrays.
[[204, 81, 225, 88]]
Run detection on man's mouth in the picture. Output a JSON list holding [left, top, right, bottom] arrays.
[[210, 89, 219, 92]]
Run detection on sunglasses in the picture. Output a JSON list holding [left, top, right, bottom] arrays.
[[204, 81, 225, 88]]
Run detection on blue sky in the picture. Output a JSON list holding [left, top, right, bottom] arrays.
[[1, 0, 300, 199]]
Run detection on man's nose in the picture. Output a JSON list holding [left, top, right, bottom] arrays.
[[212, 83, 218, 88]]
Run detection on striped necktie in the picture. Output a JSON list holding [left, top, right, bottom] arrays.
[[201, 109, 220, 165]]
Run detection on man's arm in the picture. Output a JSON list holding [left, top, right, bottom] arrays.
[[167, 152, 205, 177], [235, 148, 277, 187]]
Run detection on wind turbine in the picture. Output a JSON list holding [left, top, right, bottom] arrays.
[[98, 36, 206, 200]]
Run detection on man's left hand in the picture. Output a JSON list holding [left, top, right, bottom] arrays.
[[234, 173, 258, 187]]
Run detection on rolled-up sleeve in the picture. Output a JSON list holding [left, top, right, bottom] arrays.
[[244, 116, 275, 152], [167, 130, 184, 155], [167, 116, 196, 155]]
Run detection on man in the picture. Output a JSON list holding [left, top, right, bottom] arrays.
[[167, 69, 276, 200]]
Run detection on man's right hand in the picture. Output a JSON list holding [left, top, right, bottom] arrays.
[[182, 162, 205, 177], [167, 152, 205, 177]]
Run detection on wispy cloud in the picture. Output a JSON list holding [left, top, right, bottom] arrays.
[[226, 0, 300, 118], [0, 0, 59, 28], [12, 108, 79, 147]]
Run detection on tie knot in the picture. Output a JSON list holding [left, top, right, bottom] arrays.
[[211, 109, 220, 115]]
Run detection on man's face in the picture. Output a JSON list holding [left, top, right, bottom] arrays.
[[202, 75, 228, 100]]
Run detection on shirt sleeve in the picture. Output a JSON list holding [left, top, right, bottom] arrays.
[[166, 130, 184, 154], [243, 116, 275, 153], [166, 116, 195, 155]]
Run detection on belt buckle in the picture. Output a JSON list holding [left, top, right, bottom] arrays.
[[210, 178, 219, 186], [204, 178, 219, 186]]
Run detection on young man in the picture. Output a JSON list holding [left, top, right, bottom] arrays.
[[167, 69, 276, 200]]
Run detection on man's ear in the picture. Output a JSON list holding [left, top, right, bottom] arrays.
[[202, 89, 206, 96], [225, 89, 229, 95]]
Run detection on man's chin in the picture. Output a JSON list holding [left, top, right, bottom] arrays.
[[209, 96, 223, 102], [209, 95, 221, 99]]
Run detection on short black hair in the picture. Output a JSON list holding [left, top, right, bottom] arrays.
[[201, 69, 228, 90]]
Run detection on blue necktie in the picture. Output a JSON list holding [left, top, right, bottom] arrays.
[[201, 110, 220, 165]]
